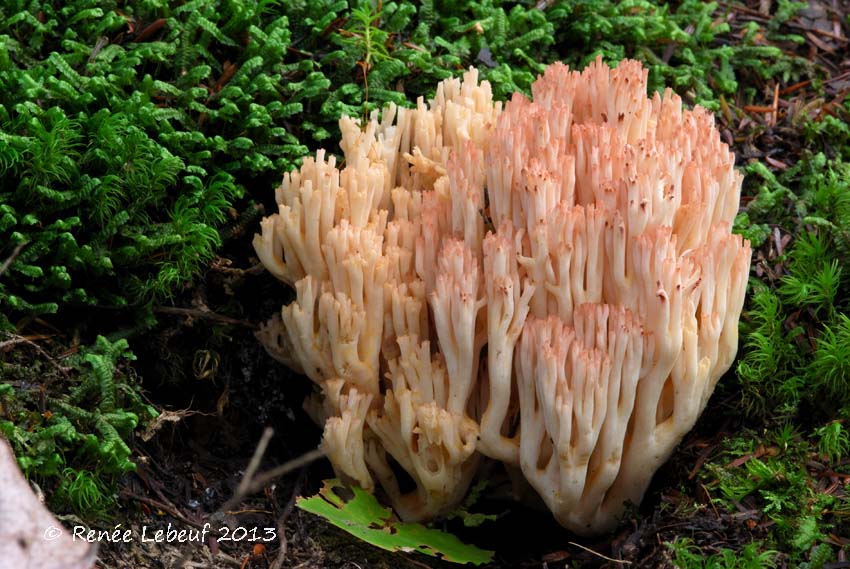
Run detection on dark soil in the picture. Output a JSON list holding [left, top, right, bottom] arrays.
[[94, 337, 764, 569]]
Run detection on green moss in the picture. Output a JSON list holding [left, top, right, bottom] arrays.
[[0, 336, 155, 520], [724, 90, 850, 564], [667, 538, 777, 569]]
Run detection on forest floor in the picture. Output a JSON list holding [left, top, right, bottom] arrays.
[[4, 1, 850, 568], [98, 3, 850, 566]]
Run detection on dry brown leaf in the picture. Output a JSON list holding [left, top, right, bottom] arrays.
[[139, 408, 200, 442]]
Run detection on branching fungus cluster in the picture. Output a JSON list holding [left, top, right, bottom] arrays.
[[254, 58, 751, 535]]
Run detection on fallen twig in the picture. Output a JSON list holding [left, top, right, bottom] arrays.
[[212, 431, 326, 569], [133, 18, 166, 43], [0, 242, 26, 278], [269, 467, 308, 569], [568, 541, 632, 565], [0, 334, 72, 377], [120, 491, 202, 529], [225, 427, 275, 512], [154, 306, 255, 328], [240, 448, 326, 497]]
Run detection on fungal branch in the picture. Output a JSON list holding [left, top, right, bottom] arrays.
[[254, 58, 751, 535]]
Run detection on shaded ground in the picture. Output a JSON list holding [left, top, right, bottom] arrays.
[[91, 350, 767, 569]]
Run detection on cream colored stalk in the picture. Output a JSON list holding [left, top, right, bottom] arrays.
[[254, 56, 751, 535]]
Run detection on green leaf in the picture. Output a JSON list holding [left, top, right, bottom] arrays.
[[297, 479, 494, 565]]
